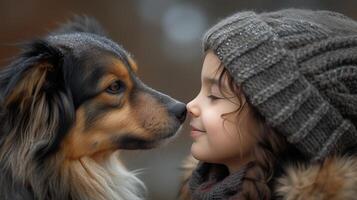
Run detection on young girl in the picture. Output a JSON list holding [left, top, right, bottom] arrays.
[[180, 9, 357, 199]]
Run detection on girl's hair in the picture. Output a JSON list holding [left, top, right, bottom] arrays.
[[216, 65, 290, 199]]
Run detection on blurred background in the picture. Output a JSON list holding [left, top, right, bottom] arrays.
[[1, 0, 356, 199]]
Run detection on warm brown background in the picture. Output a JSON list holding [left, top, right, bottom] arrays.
[[1, 0, 356, 199]]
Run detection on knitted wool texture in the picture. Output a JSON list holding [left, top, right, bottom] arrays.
[[189, 163, 246, 200], [203, 9, 357, 160]]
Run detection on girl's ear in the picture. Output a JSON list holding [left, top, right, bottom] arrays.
[[0, 39, 64, 110]]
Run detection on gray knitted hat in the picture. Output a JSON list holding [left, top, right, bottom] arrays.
[[203, 9, 357, 161]]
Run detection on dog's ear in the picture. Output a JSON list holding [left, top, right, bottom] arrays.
[[50, 15, 107, 37], [0, 39, 75, 160], [0, 39, 65, 109]]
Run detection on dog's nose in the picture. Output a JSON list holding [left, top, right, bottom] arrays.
[[169, 102, 187, 123]]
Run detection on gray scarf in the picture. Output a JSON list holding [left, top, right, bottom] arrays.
[[188, 162, 246, 200]]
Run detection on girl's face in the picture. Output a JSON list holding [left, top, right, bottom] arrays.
[[187, 51, 261, 171]]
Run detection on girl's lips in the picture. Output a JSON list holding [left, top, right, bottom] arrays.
[[190, 125, 205, 139], [190, 130, 205, 139]]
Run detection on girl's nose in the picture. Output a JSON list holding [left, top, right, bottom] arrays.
[[186, 98, 200, 117]]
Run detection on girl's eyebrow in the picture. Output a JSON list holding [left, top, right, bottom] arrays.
[[203, 77, 219, 86]]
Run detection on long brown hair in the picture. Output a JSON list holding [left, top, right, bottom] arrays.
[[217, 65, 288, 199]]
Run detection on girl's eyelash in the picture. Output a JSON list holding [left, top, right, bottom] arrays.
[[207, 95, 224, 100]]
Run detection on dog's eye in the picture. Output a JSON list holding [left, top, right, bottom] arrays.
[[106, 81, 126, 94]]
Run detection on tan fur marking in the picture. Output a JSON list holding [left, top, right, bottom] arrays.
[[96, 58, 134, 99], [95, 90, 123, 105], [61, 58, 176, 160], [109, 58, 133, 90], [62, 107, 120, 159], [5, 63, 50, 109], [128, 56, 138, 73], [62, 103, 144, 159], [131, 92, 169, 128], [62, 90, 174, 159], [98, 75, 120, 91]]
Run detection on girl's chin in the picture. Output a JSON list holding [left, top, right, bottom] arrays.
[[190, 142, 209, 161]]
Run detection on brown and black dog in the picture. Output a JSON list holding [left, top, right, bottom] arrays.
[[0, 16, 186, 200]]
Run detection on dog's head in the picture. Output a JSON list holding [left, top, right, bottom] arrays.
[[0, 16, 186, 161]]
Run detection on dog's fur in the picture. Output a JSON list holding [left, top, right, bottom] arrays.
[[0, 16, 186, 200]]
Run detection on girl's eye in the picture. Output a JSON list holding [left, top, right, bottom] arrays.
[[207, 95, 224, 101], [106, 81, 126, 94]]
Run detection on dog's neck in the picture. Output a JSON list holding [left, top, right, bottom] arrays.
[[0, 151, 146, 200], [62, 151, 146, 200]]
